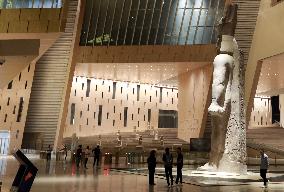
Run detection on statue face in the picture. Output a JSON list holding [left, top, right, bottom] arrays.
[[218, 4, 238, 36]]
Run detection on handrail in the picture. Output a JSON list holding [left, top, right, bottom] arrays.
[[247, 139, 284, 156], [247, 139, 284, 166], [0, 0, 63, 9]]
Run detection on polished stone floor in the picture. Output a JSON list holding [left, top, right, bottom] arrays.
[[1, 156, 284, 192]]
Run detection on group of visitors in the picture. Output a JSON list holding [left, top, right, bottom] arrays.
[[46, 143, 270, 188], [148, 148, 270, 188], [147, 147, 183, 187], [75, 145, 101, 169]]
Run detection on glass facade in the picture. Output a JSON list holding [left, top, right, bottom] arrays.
[[80, 0, 225, 46], [0, 0, 63, 8]]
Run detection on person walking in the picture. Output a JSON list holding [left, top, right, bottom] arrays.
[[260, 149, 269, 188], [84, 146, 91, 169], [162, 147, 174, 187], [175, 147, 183, 185], [147, 150, 157, 186], [76, 145, 83, 168], [92, 145, 101, 167]]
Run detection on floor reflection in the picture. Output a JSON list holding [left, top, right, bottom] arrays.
[[0, 156, 283, 192]]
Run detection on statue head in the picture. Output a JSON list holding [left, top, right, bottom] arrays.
[[217, 3, 238, 52]]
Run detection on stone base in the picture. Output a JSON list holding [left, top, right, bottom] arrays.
[[198, 160, 247, 175], [218, 158, 247, 175], [186, 170, 261, 186]]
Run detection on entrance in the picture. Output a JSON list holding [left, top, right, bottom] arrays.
[[0, 131, 10, 155]]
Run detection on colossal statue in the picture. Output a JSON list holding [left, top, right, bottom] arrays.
[[200, 3, 247, 174]]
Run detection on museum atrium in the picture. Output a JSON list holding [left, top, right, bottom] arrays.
[[0, 0, 284, 191]]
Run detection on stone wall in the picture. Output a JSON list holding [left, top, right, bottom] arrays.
[[63, 76, 178, 138], [249, 96, 272, 127], [0, 62, 36, 153], [178, 65, 212, 143]]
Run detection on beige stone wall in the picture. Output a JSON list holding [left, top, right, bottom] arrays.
[[178, 65, 212, 143], [76, 45, 216, 63], [249, 96, 272, 127], [0, 8, 63, 33], [63, 76, 178, 138], [245, 1, 284, 122], [0, 62, 35, 153]]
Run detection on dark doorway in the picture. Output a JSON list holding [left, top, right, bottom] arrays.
[[271, 96, 280, 124], [158, 110, 178, 128]]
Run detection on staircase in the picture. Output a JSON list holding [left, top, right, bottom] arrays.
[[64, 129, 189, 153], [233, 0, 261, 64], [247, 127, 284, 154], [23, 0, 79, 150]]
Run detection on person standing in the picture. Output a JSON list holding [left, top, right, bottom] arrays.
[[92, 145, 101, 167], [84, 146, 90, 169], [147, 150, 157, 185], [46, 145, 52, 161], [76, 145, 83, 168], [175, 147, 183, 185], [162, 148, 174, 187], [260, 150, 269, 188], [64, 145, 68, 160]]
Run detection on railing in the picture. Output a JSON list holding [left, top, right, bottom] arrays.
[[0, 0, 64, 9], [80, 0, 225, 46], [247, 139, 284, 166]]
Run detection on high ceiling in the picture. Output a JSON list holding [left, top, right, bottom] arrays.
[[75, 62, 210, 87], [256, 52, 284, 96]]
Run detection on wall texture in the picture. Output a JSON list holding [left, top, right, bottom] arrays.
[[0, 62, 35, 153], [0, 8, 63, 33], [178, 64, 212, 143], [245, 1, 284, 123], [63, 77, 178, 138], [249, 96, 272, 127], [76, 45, 216, 63]]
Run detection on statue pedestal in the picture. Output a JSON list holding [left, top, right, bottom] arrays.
[[185, 170, 263, 186]]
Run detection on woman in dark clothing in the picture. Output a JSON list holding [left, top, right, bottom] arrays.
[[76, 145, 83, 168], [175, 147, 183, 185], [147, 150, 157, 185]]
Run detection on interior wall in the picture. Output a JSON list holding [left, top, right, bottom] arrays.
[[0, 8, 63, 33], [77, 45, 216, 63], [245, 1, 284, 123], [0, 62, 35, 153], [249, 96, 272, 127], [178, 64, 212, 143], [63, 77, 178, 138]]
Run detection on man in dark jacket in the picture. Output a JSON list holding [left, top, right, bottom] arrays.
[[76, 145, 83, 168], [175, 147, 183, 185], [147, 150, 157, 185], [260, 149, 269, 188], [162, 148, 173, 187], [92, 145, 101, 167]]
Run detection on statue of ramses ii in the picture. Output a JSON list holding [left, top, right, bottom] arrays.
[[199, 3, 247, 174]]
